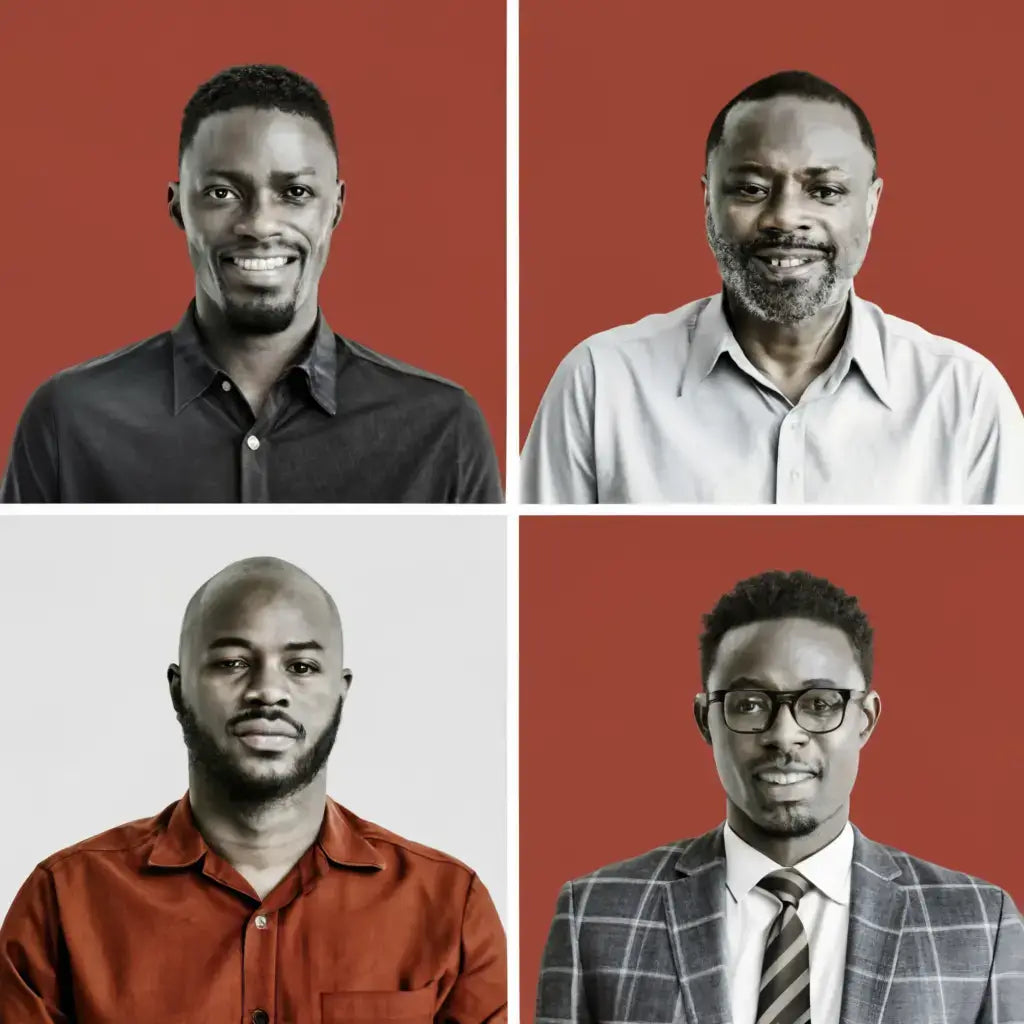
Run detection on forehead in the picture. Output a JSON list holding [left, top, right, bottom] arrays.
[[714, 96, 872, 176], [708, 617, 863, 690], [182, 106, 336, 177], [193, 577, 338, 648]]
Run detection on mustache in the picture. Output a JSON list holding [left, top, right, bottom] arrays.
[[752, 758, 821, 775], [227, 708, 306, 738], [743, 237, 834, 258]]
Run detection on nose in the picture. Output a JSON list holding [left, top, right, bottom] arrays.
[[757, 183, 812, 235], [760, 702, 808, 749], [233, 189, 283, 241], [243, 662, 291, 707]]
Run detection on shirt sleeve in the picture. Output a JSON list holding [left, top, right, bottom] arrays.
[[438, 873, 507, 1024], [0, 866, 74, 1023], [520, 345, 598, 504], [977, 890, 1024, 1024], [963, 362, 1024, 504], [536, 882, 591, 1024], [453, 393, 504, 504], [0, 379, 61, 503]]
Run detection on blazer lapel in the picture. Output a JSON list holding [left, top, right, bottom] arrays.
[[662, 827, 731, 1024], [839, 829, 908, 1024]]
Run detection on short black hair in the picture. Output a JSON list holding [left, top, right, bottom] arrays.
[[699, 569, 874, 687], [178, 64, 337, 168], [705, 70, 877, 177]]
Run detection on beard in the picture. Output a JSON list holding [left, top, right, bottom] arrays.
[[705, 208, 847, 325], [221, 291, 299, 335], [753, 804, 821, 838], [176, 696, 343, 806]]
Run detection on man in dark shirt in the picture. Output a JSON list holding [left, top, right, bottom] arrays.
[[0, 64, 502, 503], [0, 556, 508, 1022]]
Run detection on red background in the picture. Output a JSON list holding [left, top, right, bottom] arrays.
[[521, 515, 1022, 1009], [0, 1, 505, 476], [520, 0, 1024, 440]]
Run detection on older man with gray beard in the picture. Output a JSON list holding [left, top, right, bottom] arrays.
[[521, 70, 1024, 505]]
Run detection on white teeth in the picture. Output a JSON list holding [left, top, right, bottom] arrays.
[[757, 771, 815, 785], [232, 256, 289, 271], [768, 257, 808, 268]]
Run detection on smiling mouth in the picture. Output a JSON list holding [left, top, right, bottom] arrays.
[[754, 770, 818, 786], [226, 256, 298, 272], [761, 256, 814, 269]]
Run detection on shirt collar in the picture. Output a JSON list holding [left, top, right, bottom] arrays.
[[146, 794, 385, 871], [685, 287, 892, 409], [170, 302, 339, 416], [723, 821, 854, 907]]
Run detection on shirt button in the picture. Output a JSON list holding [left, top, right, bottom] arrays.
[[791, 469, 801, 481], [221, 380, 232, 392], [246, 435, 261, 451], [251, 1011, 269, 1024], [254, 914, 268, 929]]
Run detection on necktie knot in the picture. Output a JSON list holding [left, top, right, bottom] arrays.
[[757, 868, 812, 909]]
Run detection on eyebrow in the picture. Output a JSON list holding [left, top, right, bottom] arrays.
[[206, 637, 324, 652], [724, 162, 851, 179], [720, 676, 840, 691], [203, 167, 320, 182]]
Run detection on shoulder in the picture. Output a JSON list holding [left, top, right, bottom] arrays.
[[868, 301, 1010, 387], [561, 300, 707, 372], [37, 804, 174, 875], [338, 803, 479, 884], [28, 332, 172, 409], [339, 335, 475, 407], [861, 835, 1010, 908], [566, 838, 696, 889]]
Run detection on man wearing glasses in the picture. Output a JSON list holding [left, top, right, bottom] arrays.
[[535, 570, 1023, 1023]]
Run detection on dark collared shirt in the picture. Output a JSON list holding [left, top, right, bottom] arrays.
[[0, 795, 508, 1024], [1, 306, 503, 502]]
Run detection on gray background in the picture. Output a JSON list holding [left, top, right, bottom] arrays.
[[0, 513, 507, 922]]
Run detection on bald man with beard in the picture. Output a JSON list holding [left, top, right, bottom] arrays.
[[0, 557, 507, 1024]]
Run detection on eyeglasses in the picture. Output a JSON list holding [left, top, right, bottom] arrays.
[[703, 687, 867, 734]]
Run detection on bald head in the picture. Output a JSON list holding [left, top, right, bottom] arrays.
[[169, 557, 350, 807], [179, 557, 341, 665]]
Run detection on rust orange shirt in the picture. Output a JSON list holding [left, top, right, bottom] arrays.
[[0, 795, 507, 1023]]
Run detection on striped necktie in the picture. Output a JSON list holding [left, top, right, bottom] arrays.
[[755, 869, 813, 1024]]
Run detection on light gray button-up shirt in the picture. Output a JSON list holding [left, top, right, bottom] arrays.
[[520, 292, 1024, 504]]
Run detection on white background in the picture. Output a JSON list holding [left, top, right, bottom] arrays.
[[0, 514, 507, 924]]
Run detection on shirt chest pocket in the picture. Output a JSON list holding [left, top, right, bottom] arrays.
[[320, 985, 436, 1023]]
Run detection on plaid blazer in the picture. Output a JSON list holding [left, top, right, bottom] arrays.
[[536, 825, 1024, 1024]]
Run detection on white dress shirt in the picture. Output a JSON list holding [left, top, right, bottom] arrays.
[[520, 291, 1024, 504], [723, 823, 853, 1024]]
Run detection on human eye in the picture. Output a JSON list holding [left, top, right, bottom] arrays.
[[733, 692, 770, 714], [809, 184, 846, 202], [288, 660, 321, 676], [212, 657, 247, 671], [204, 185, 239, 202], [801, 690, 845, 715], [283, 185, 313, 202], [726, 182, 768, 200]]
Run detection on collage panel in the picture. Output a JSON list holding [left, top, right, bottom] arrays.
[[521, 515, 1022, 1022], [0, 514, 507, 1021], [0, 1, 505, 503], [519, 0, 1024, 504]]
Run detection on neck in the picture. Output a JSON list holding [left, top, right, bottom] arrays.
[[724, 288, 851, 403], [187, 770, 328, 875], [194, 290, 319, 414], [726, 799, 849, 867]]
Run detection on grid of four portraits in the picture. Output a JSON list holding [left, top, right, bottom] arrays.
[[0, 3, 1020, 1023]]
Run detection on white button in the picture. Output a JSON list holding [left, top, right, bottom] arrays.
[[246, 436, 260, 451], [254, 915, 268, 930], [221, 380, 232, 392], [791, 469, 801, 480]]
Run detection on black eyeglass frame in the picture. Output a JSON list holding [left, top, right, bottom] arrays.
[[701, 687, 869, 734]]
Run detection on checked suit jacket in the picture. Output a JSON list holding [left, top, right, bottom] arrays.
[[536, 824, 1024, 1024]]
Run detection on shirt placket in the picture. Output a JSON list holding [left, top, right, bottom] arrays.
[[775, 408, 807, 503], [242, 907, 279, 1024], [239, 391, 284, 503]]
